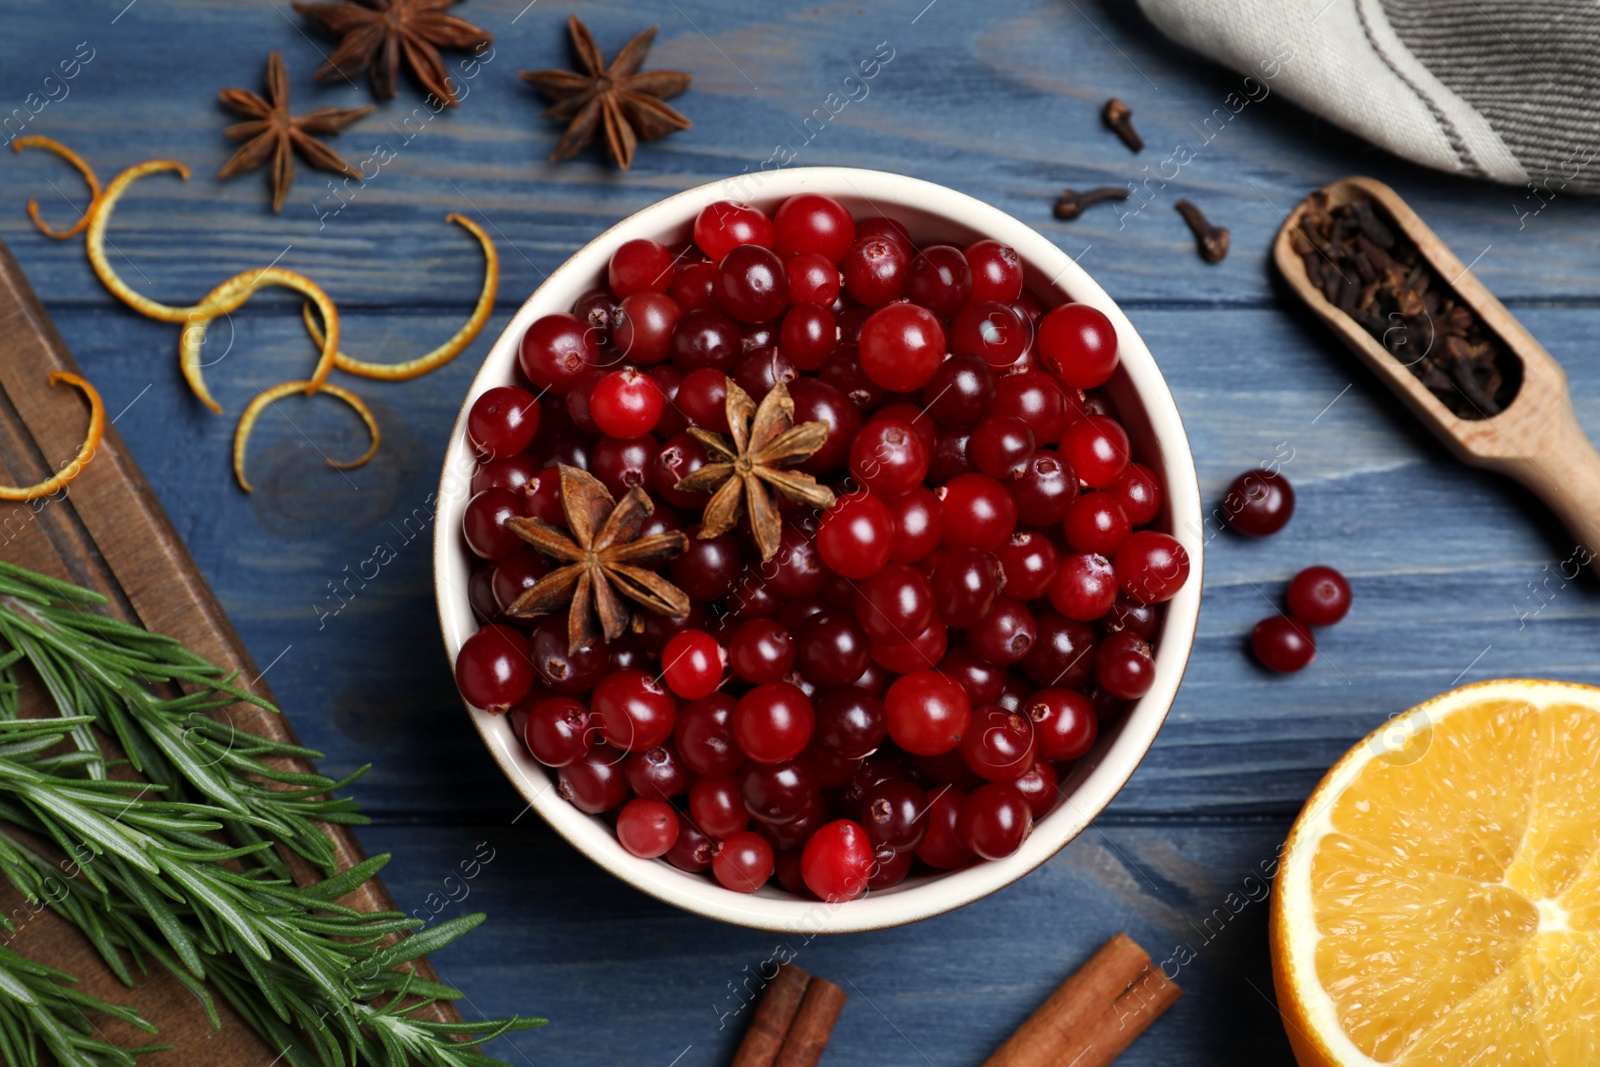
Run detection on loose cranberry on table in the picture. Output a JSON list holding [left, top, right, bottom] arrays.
[[1223, 468, 1295, 536], [1287, 565, 1352, 625], [1252, 615, 1316, 672]]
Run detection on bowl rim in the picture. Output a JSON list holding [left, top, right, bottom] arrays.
[[433, 166, 1203, 934]]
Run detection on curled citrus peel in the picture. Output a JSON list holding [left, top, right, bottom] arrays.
[[84, 159, 216, 324], [233, 380, 379, 493], [300, 213, 498, 381], [12, 136, 102, 239], [178, 268, 340, 414], [0, 373, 105, 501]]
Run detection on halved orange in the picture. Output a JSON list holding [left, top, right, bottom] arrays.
[[1271, 678, 1600, 1065]]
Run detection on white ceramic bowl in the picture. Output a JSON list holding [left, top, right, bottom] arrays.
[[434, 167, 1202, 934]]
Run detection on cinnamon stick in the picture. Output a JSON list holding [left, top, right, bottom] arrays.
[[772, 976, 847, 1067], [982, 933, 1180, 1067], [731, 963, 812, 1067]]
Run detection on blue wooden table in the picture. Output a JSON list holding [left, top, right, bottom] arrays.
[[4, 3, 1598, 1063]]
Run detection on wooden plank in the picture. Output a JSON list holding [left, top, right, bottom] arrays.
[[0, 239, 459, 1062]]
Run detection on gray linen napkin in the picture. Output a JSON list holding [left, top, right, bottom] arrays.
[[1137, 0, 1598, 206]]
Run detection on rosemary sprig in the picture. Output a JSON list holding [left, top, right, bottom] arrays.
[[0, 561, 544, 1065]]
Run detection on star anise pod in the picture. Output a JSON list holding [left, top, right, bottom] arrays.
[[518, 15, 692, 170], [217, 51, 373, 213], [505, 464, 689, 654], [293, 0, 494, 107], [675, 378, 837, 562]]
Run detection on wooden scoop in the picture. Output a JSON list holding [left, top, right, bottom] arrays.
[[1274, 176, 1600, 564]]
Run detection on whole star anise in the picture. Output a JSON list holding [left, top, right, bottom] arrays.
[[518, 15, 692, 170], [505, 464, 689, 654], [218, 52, 373, 213], [293, 0, 494, 107], [674, 378, 837, 562]]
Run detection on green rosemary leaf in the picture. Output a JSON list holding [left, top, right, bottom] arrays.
[[360, 914, 485, 974], [300, 853, 389, 902]]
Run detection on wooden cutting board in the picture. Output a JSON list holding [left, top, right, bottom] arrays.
[[0, 237, 459, 1061]]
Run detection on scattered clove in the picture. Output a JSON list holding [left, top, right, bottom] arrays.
[[1175, 199, 1229, 263], [1101, 98, 1143, 153], [1053, 185, 1130, 221], [1290, 191, 1521, 418]]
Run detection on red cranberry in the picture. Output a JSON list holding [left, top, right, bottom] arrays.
[[616, 797, 679, 858], [454, 624, 533, 713], [841, 236, 909, 306], [1059, 415, 1130, 488], [529, 616, 608, 695], [728, 619, 796, 684], [558, 746, 629, 814], [1026, 688, 1097, 760], [1010, 451, 1080, 526], [1223, 468, 1295, 536], [849, 419, 930, 498], [671, 307, 742, 373], [950, 301, 1028, 370], [801, 820, 873, 902], [693, 201, 774, 261], [958, 782, 1031, 860], [668, 263, 719, 314], [1252, 615, 1316, 672], [613, 291, 681, 365], [1064, 492, 1132, 556], [858, 303, 946, 392], [884, 670, 971, 755], [939, 474, 1017, 552], [591, 669, 676, 752], [993, 372, 1071, 445], [737, 760, 819, 825], [916, 786, 975, 869], [860, 779, 926, 852], [959, 705, 1036, 782], [994, 531, 1058, 602], [591, 434, 659, 499], [967, 598, 1037, 666], [813, 687, 887, 760], [608, 238, 675, 297], [661, 629, 724, 699], [855, 564, 936, 644], [1287, 566, 1352, 626], [1113, 531, 1190, 604], [666, 823, 715, 872], [969, 415, 1035, 479], [921, 353, 996, 429], [1047, 552, 1119, 622], [520, 313, 597, 393], [521, 695, 595, 767], [671, 525, 746, 600], [906, 244, 973, 317], [939, 643, 1007, 706], [789, 378, 861, 474], [491, 550, 549, 614], [797, 610, 872, 687], [467, 386, 540, 460], [773, 193, 855, 263], [780, 302, 838, 370], [463, 489, 523, 560], [872, 620, 948, 674], [1111, 462, 1163, 526], [1024, 614, 1098, 689], [931, 546, 1005, 628], [787, 251, 841, 305], [674, 692, 741, 777], [716, 245, 789, 323], [1038, 303, 1118, 388], [963, 239, 1023, 303], [1095, 630, 1156, 700], [712, 831, 774, 893], [887, 486, 944, 564], [816, 494, 894, 579], [1013, 759, 1059, 819]]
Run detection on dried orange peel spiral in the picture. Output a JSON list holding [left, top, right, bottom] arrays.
[[84, 159, 224, 324], [233, 379, 379, 493], [0, 373, 104, 501], [300, 213, 498, 381], [178, 268, 340, 414], [12, 136, 102, 239]]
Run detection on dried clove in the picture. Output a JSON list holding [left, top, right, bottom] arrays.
[[1291, 194, 1521, 419], [1053, 185, 1130, 220], [1101, 98, 1143, 153], [1175, 199, 1229, 263]]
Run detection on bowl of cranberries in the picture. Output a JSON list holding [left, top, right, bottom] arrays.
[[435, 168, 1201, 932]]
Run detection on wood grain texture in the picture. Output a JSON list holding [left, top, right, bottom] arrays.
[[1, 2, 1598, 1064]]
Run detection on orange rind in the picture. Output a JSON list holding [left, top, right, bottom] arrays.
[[12, 135, 102, 239], [233, 379, 379, 493], [179, 268, 340, 414], [0, 373, 104, 501]]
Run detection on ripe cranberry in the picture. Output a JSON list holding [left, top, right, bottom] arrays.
[[468, 564, 500, 623], [728, 619, 796, 684], [773, 193, 855, 263], [884, 670, 971, 755], [534, 429, 592, 472], [674, 693, 741, 777], [916, 786, 975, 869], [906, 244, 973, 317], [819, 342, 886, 411], [959, 705, 1037, 782], [1059, 415, 1130, 488], [1048, 552, 1119, 622], [616, 797, 680, 858], [1288, 566, 1352, 626], [1113, 531, 1191, 604], [1024, 614, 1098, 689], [1026, 688, 1097, 760], [963, 239, 1024, 303], [737, 760, 819, 825], [969, 415, 1035, 479], [733, 682, 814, 764], [813, 687, 887, 760], [816, 494, 894, 579], [931, 546, 1005, 628], [453, 624, 533, 713], [712, 830, 775, 893], [797, 610, 872, 687], [921, 353, 996, 429], [732, 344, 797, 400], [661, 629, 724, 699], [1010, 451, 1080, 526], [850, 419, 930, 498], [648, 365, 688, 436], [671, 525, 745, 600], [557, 746, 629, 814], [1064, 492, 1132, 555], [787, 251, 841, 305], [766, 523, 829, 597], [651, 432, 710, 510], [1101, 594, 1161, 639], [939, 643, 1007, 706], [928, 429, 974, 485], [668, 262, 719, 314], [1252, 615, 1316, 672], [1096, 630, 1156, 700], [608, 238, 675, 297], [1038, 303, 1118, 388], [858, 303, 946, 392], [591, 669, 676, 752], [994, 531, 1058, 602], [860, 779, 926, 852], [855, 215, 914, 250], [624, 743, 690, 801], [1111, 462, 1163, 527], [841, 236, 910, 306], [529, 617, 608, 695], [572, 288, 620, 346], [519, 313, 597, 393], [716, 244, 789, 323], [968, 598, 1037, 666], [780, 302, 838, 370], [613, 291, 681, 365], [872, 620, 948, 674], [950, 301, 1028, 370], [1223, 468, 1295, 536], [789, 378, 861, 474], [693, 201, 774, 262], [855, 564, 935, 644], [467, 386, 540, 460], [522, 466, 565, 525], [887, 486, 944, 564], [563, 367, 608, 436], [491, 550, 549, 614], [463, 489, 524, 560], [689, 775, 750, 837], [586, 369, 663, 439], [591, 434, 658, 499], [958, 782, 1032, 860], [1013, 759, 1060, 819], [670, 308, 741, 374], [472, 453, 540, 499], [801, 820, 873, 902], [939, 474, 1017, 552], [521, 695, 594, 767], [993, 372, 1071, 445], [666, 823, 716, 873]]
